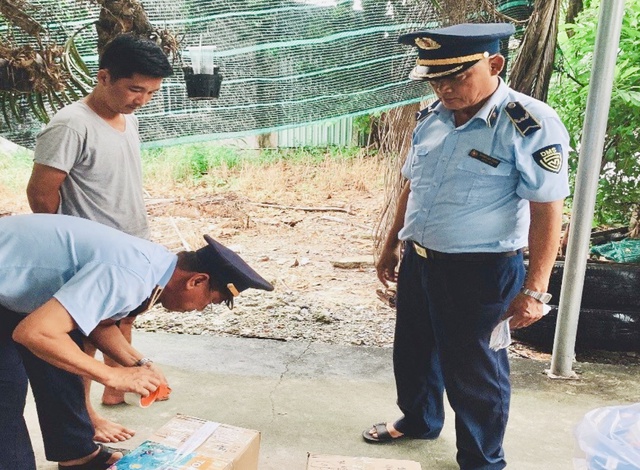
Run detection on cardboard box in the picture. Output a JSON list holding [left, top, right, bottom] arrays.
[[306, 453, 422, 470], [109, 414, 260, 470]]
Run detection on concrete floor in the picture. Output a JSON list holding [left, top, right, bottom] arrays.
[[27, 331, 639, 469]]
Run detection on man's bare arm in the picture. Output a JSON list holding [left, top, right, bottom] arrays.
[[506, 199, 564, 329], [12, 299, 161, 396], [26, 163, 67, 213], [376, 181, 410, 286]]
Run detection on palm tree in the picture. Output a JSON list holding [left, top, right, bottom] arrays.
[[0, 0, 178, 127]]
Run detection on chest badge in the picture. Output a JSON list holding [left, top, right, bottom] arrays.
[[532, 144, 563, 173], [469, 149, 501, 168]]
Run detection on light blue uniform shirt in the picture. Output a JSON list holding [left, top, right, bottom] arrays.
[[399, 79, 570, 253], [0, 214, 177, 335]]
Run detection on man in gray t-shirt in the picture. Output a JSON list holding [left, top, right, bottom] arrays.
[[30, 100, 148, 238], [26, 33, 172, 446]]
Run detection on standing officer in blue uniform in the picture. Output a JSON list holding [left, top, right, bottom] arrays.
[[0, 213, 273, 470], [362, 23, 570, 469]]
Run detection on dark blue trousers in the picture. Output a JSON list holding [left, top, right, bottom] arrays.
[[393, 243, 525, 470], [0, 306, 97, 469]]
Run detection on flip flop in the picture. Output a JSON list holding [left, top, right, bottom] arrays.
[[362, 422, 405, 444], [376, 288, 397, 308], [57, 443, 129, 470]]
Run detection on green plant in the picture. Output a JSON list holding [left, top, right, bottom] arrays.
[[141, 143, 373, 189], [142, 143, 243, 185], [0, 145, 33, 191], [549, 0, 640, 226], [258, 146, 366, 165], [353, 113, 383, 147]]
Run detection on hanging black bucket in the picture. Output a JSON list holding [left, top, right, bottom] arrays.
[[184, 67, 222, 99]]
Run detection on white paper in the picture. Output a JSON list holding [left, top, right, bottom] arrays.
[[489, 317, 513, 351], [490, 304, 552, 351]]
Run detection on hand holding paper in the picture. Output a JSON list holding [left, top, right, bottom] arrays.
[[490, 304, 552, 351]]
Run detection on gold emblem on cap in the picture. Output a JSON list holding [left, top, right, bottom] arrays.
[[227, 283, 239, 297], [417, 51, 489, 66], [415, 37, 441, 50], [420, 65, 463, 79]]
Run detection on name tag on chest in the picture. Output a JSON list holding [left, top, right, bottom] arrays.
[[468, 149, 501, 168]]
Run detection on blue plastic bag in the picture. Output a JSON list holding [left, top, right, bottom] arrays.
[[574, 403, 640, 469]]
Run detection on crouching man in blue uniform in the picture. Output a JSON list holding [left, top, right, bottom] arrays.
[[0, 213, 273, 470], [363, 23, 570, 469]]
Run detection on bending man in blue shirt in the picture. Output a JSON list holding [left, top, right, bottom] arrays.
[[0, 213, 273, 470]]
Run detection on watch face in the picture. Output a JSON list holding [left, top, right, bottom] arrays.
[[540, 293, 552, 303]]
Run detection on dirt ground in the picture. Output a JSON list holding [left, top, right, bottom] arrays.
[[134, 182, 639, 368], [137, 184, 395, 347]]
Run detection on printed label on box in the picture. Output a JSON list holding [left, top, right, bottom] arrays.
[[109, 415, 260, 470]]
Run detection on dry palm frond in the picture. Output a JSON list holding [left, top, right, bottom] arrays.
[[509, 0, 561, 100], [431, 0, 528, 25], [0, 0, 180, 129], [95, 0, 181, 59], [0, 41, 68, 93], [372, 103, 420, 261], [0, 0, 43, 36], [0, 34, 82, 127]]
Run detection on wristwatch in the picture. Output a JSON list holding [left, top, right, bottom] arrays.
[[134, 357, 153, 367], [521, 288, 552, 304]]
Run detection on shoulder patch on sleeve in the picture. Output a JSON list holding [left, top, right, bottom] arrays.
[[416, 100, 440, 122], [505, 101, 541, 137], [532, 144, 563, 173]]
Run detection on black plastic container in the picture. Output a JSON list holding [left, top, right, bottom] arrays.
[[184, 67, 222, 99]]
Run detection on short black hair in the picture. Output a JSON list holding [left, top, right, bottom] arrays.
[[176, 251, 226, 293], [99, 33, 173, 80]]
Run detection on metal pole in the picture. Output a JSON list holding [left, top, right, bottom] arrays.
[[550, 0, 626, 377]]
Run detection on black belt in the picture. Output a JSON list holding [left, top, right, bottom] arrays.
[[411, 242, 521, 261]]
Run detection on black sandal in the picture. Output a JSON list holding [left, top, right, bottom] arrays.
[[362, 422, 406, 443], [57, 444, 128, 470]]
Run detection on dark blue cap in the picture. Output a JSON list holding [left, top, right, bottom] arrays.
[[398, 23, 515, 80], [196, 235, 274, 296]]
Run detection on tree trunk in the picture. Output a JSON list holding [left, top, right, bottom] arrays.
[[509, 0, 561, 101], [565, 0, 585, 30], [257, 133, 274, 149]]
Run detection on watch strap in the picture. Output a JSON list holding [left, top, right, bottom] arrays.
[[521, 288, 552, 304]]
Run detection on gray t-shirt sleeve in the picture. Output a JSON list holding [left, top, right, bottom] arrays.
[[34, 123, 85, 173]]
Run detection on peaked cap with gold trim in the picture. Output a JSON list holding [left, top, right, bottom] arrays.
[[195, 235, 274, 297], [398, 23, 515, 80]]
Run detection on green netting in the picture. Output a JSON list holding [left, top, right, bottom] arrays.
[[1, 0, 533, 148], [591, 239, 640, 263]]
